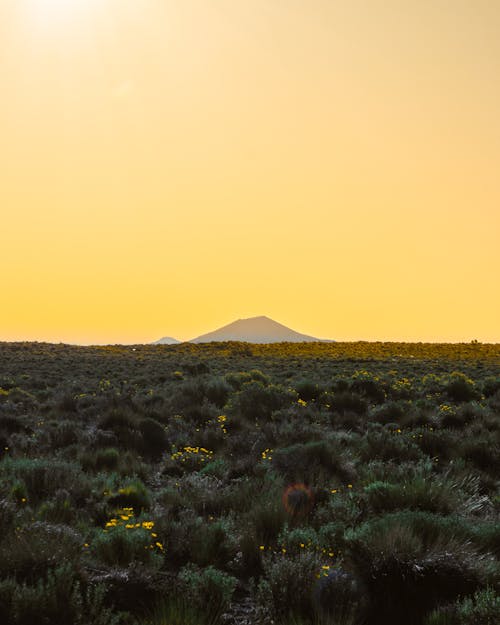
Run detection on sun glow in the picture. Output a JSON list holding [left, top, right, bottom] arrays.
[[30, 0, 92, 9], [27, 0, 99, 23], [2, 1, 499, 343]]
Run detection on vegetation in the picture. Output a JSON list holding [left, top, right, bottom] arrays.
[[0, 340, 498, 624]]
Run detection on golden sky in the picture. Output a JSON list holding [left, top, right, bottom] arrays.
[[1, 0, 499, 344]]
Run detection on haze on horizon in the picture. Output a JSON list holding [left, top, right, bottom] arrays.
[[1, 1, 499, 345]]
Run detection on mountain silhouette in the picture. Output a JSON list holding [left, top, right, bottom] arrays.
[[154, 336, 181, 345], [189, 316, 330, 343]]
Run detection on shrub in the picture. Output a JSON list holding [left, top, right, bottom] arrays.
[[257, 552, 321, 618], [250, 497, 288, 547], [90, 523, 162, 568], [47, 420, 80, 448], [445, 372, 480, 403], [371, 401, 405, 424], [295, 380, 323, 402], [167, 379, 209, 422], [482, 376, 500, 398], [145, 596, 219, 625], [227, 381, 297, 424], [0, 522, 82, 583], [225, 370, 269, 390], [278, 526, 319, 555], [312, 568, 364, 625], [272, 440, 354, 485], [99, 408, 137, 431], [107, 480, 151, 511], [421, 373, 447, 396], [188, 517, 238, 569], [350, 371, 386, 403], [139, 418, 168, 457], [0, 498, 16, 531], [0, 563, 123, 625], [460, 438, 500, 474], [178, 564, 237, 621], [10, 480, 28, 505], [472, 523, 500, 558], [0, 457, 89, 504], [80, 448, 145, 477], [345, 512, 489, 625], [200, 458, 228, 480], [363, 477, 460, 515], [89, 563, 170, 617], [98, 408, 145, 452], [37, 491, 76, 524], [84, 447, 120, 471], [424, 587, 500, 625], [205, 377, 232, 408], [329, 392, 367, 416], [417, 428, 458, 462], [0, 414, 25, 434], [451, 587, 500, 625], [360, 429, 423, 464]]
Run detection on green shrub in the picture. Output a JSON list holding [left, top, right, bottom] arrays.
[[0, 522, 82, 582], [424, 587, 500, 625], [472, 523, 500, 558], [278, 526, 319, 555], [205, 377, 232, 408], [80, 447, 146, 478], [107, 479, 151, 511], [139, 418, 168, 457], [445, 372, 480, 403], [99, 408, 137, 431], [227, 381, 297, 424], [312, 568, 364, 625], [460, 438, 500, 474], [345, 512, 489, 625], [225, 370, 269, 390], [360, 429, 423, 464], [188, 517, 238, 569], [257, 552, 321, 618], [98, 408, 146, 452], [0, 414, 25, 434], [10, 480, 27, 505], [482, 376, 500, 398], [145, 596, 219, 625], [85, 447, 120, 471], [47, 420, 80, 448], [0, 457, 89, 504], [295, 380, 323, 402], [250, 497, 288, 547], [200, 458, 228, 479], [329, 392, 367, 416], [0, 498, 16, 531], [179, 564, 236, 621], [371, 401, 405, 424], [363, 477, 459, 515], [452, 587, 500, 625], [0, 563, 123, 625], [37, 492, 76, 524], [272, 440, 354, 485], [417, 428, 458, 462], [350, 371, 386, 403], [90, 523, 162, 568]]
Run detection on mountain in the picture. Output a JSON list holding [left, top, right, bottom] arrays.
[[154, 336, 181, 345], [189, 316, 331, 343]]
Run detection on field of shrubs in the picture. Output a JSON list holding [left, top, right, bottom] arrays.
[[0, 340, 499, 625]]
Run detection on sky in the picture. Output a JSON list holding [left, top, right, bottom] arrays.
[[1, 0, 499, 344]]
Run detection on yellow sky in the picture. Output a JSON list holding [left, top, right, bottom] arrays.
[[1, 0, 499, 344]]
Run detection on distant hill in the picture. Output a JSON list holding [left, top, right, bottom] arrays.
[[154, 336, 181, 345], [189, 316, 331, 343]]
